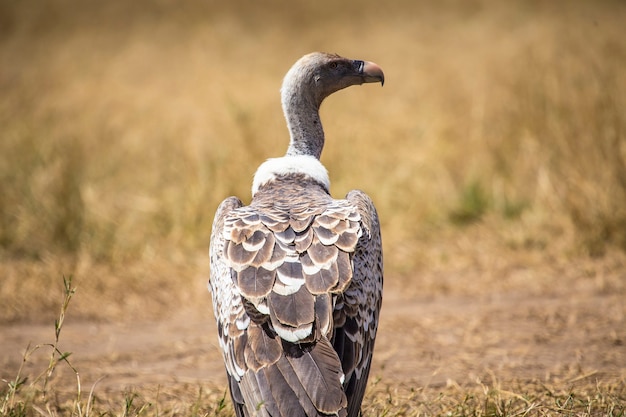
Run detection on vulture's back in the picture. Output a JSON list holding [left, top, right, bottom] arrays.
[[209, 175, 382, 417]]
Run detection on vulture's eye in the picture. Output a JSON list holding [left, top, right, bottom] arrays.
[[329, 62, 338, 69]]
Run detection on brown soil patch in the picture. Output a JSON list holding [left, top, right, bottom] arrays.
[[2, 276, 624, 401]]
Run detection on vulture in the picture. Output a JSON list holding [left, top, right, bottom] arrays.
[[209, 52, 384, 417]]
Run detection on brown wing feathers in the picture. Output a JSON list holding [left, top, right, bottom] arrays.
[[223, 198, 361, 341], [215, 193, 363, 415], [341, 190, 384, 417]]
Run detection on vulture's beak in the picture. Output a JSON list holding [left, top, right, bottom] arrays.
[[359, 60, 385, 86]]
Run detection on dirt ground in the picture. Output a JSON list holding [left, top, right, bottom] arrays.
[[2, 268, 624, 404]]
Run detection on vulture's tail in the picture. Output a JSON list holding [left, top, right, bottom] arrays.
[[233, 327, 347, 417]]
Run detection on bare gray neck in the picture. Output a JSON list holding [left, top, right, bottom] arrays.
[[282, 90, 325, 159]]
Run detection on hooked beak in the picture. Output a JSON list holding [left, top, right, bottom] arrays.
[[357, 60, 385, 86]]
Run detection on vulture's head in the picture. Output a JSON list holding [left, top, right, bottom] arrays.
[[281, 52, 384, 108]]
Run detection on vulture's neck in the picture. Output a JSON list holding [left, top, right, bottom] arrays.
[[281, 82, 325, 160]]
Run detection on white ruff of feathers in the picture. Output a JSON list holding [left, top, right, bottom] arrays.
[[251, 155, 330, 196]]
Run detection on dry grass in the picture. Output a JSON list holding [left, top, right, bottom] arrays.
[[363, 377, 626, 417], [1, 0, 624, 266], [1, 0, 625, 319], [1, 0, 626, 415]]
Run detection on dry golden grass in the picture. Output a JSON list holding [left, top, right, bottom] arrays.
[[1, 0, 625, 319], [1, 0, 625, 415]]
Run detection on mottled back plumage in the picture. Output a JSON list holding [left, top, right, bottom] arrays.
[[209, 52, 384, 417]]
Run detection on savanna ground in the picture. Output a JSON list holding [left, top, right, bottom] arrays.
[[1, 0, 625, 415]]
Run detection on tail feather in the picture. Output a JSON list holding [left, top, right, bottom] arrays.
[[266, 357, 315, 416], [283, 338, 347, 414], [239, 372, 271, 416], [237, 337, 347, 416]]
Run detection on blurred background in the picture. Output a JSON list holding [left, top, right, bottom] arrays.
[[1, 0, 625, 323]]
